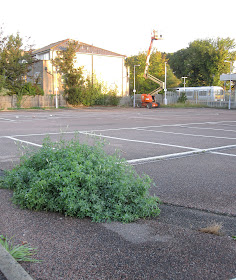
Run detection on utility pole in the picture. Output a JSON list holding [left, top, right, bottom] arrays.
[[133, 65, 140, 107]]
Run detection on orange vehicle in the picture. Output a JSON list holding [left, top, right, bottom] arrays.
[[137, 30, 164, 109], [136, 94, 160, 109]]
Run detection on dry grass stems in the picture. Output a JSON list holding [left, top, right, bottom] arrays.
[[199, 222, 223, 236]]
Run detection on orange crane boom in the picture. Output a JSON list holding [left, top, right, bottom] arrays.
[[144, 30, 164, 94]]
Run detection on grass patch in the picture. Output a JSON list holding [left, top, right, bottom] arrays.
[[162, 102, 209, 108], [1, 136, 160, 223], [0, 235, 40, 263]]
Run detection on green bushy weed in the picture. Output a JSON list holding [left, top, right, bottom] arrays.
[[3, 137, 160, 222]]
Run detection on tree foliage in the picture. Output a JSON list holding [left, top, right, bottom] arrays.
[[52, 40, 84, 92], [125, 50, 180, 95], [52, 40, 120, 106], [167, 37, 236, 87], [0, 32, 40, 94]]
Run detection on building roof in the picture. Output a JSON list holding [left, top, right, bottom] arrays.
[[32, 39, 126, 58]]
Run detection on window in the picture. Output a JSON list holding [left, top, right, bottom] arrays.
[[186, 90, 193, 97], [198, 91, 207, 96], [216, 89, 224, 95]]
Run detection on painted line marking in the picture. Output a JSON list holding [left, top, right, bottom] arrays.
[[0, 131, 76, 139], [127, 150, 201, 164], [1, 119, 236, 139], [127, 144, 236, 164], [4, 134, 236, 164], [79, 131, 200, 151], [222, 124, 236, 127], [5, 136, 43, 147], [210, 152, 236, 157], [136, 128, 236, 140], [129, 116, 168, 120], [0, 118, 15, 122], [179, 125, 236, 133]]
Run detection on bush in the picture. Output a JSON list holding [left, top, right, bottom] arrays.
[[66, 86, 84, 105], [65, 77, 121, 107], [2, 137, 160, 222], [94, 93, 121, 106], [177, 92, 187, 103], [0, 74, 5, 91], [23, 82, 44, 96]]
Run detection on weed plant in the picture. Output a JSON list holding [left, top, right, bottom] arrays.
[[2, 137, 160, 222], [0, 235, 40, 262]]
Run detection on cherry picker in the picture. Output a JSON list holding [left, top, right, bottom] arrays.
[[136, 30, 164, 109]]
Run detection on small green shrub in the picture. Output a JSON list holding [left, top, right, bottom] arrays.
[[94, 93, 121, 106], [66, 86, 84, 105], [0, 235, 40, 262], [177, 92, 187, 103], [15, 82, 44, 108], [20, 82, 44, 96], [2, 137, 160, 222]]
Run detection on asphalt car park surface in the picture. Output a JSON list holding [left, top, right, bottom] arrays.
[[0, 107, 236, 280]]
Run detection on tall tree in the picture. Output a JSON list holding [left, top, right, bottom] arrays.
[[0, 32, 35, 94], [125, 50, 180, 95], [52, 40, 84, 91], [168, 37, 236, 87]]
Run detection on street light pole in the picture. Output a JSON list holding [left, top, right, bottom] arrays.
[[182, 76, 188, 101], [164, 62, 167, 105], [182, 76, 187, 88], [224, 61, 232, 110], [55, 68, 58, 109], [133, 65, 140, 108]]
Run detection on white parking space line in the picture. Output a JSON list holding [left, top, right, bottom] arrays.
[[0, 131, 76, 139], [127, 150, 202, 164], [179, 125, 236, 133], [210, 152, 236, 157], [136, 128, 236, 140], [1, 120, 236, 139], [79, 131, 200, 151], [3, 125, 236, 163], [0, 118, 15, 122], [129, 116, 168, 120], [127, 144, 236, 164], [222, 124, 236, 127], [6, 136, 43, 147]]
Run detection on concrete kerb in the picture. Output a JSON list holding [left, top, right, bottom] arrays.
[[0, 169, 33, 280], [0, 244, 34, 280]]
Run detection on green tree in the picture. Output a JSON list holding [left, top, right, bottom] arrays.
[[52, 40, 84, 93], [52, 40, 120, 106], [168, 37, 236, 87], [0, 33, 36, 94], [125, 50, 180, 95]]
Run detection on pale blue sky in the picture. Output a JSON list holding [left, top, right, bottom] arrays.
[[2, 0, 236, 60]]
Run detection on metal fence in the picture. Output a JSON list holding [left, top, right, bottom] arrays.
[[155, 91, 236, 109]]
